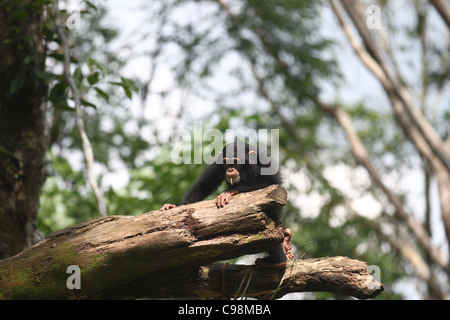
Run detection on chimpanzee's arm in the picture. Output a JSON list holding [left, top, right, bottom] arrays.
[[216, 174, 281, 208], [181, 163, 225, 204], [231, 174, 281, 193]]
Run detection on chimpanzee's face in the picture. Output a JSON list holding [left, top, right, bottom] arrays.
[[221, 143, 257, 187]]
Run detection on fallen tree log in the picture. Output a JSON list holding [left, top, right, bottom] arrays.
[[0, 185, 383, 299], [194, 257, 383, 300]]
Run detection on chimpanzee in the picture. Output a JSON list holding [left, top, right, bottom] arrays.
[[160, 142, 293, 268]]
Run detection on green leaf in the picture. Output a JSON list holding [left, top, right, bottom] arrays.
[[73, 67, 84, 88], [85, 57, 107, 74], [85, 1, 98, 11], [94, 87, 110, 101], [87, 72, 100, 85], [81, 98, 97, 109], [109, 77, 138, 99]]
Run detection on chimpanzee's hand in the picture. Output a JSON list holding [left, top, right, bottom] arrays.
[[160, 203, 178, 211], [215, 190, 239, 208]]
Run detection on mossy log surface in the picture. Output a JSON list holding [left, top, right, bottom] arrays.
[[0, 185, 382, 299]]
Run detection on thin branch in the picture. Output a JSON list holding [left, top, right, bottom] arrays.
[[53, 1, 107, 217], [320, 103, 449, 273], [415, 1, 429, 114], [378, 6, 406, 87], [330, 0, 450, 258], [334, 0, 450, 173], [341, 0, 385, 65], [430, 0, 450, 30]]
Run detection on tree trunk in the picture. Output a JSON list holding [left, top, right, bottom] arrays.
[[0, 1, 49, 259], [0, 186, 382, 299]]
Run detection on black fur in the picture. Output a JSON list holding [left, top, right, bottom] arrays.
[[180, 142, 286, 265], [182, 142, 281, 203], [181, 163, 225, 205]]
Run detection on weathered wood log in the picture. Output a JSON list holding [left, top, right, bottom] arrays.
[[112, 257, 383, 300], [0, 185, 383, 299], [194, 257, 383, 300]]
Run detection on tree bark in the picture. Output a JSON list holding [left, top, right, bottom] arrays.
[[0, 1, 49, 259], [161, 257, 383, 300], [0, 185, 382, 299]]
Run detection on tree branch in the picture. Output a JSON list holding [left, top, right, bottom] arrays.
[[329, 0, 450, 260], [53, 1, 107, 217], [320, 102, 449, 273], [0, 185, 381, 299], [337, 0, 450, 173], [430, 0, 450, 30], [158, 257, 382, 300]]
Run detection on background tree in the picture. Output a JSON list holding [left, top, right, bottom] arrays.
[[0, 0, 49, 259]]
